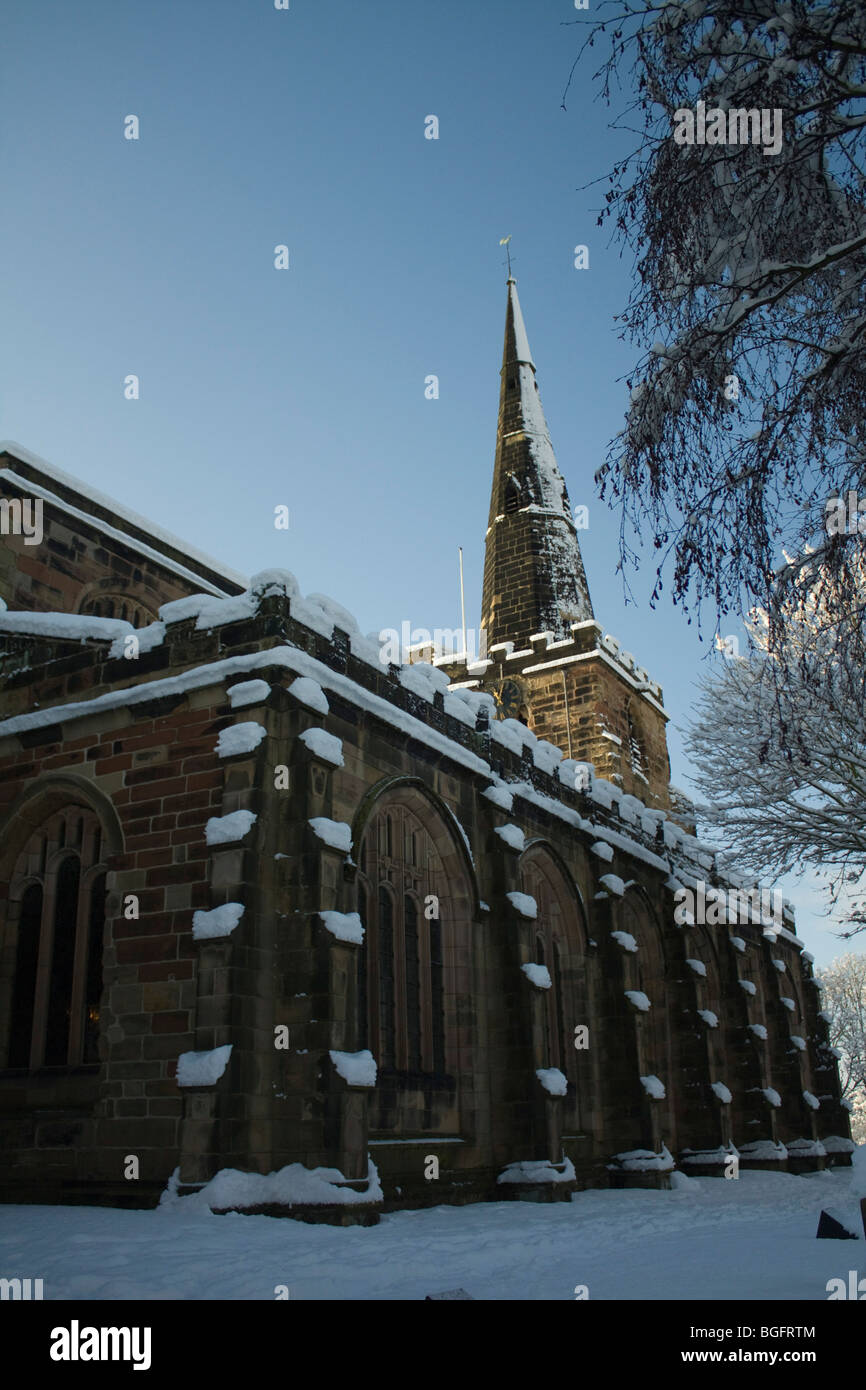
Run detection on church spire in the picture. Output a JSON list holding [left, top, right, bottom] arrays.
[[481, 278, 594, 653]]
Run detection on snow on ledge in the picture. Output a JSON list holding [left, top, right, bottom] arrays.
[[330, 1049, 377, 1087], [624, 990, 651, 1013], [0, 610, 134, 642], [192, 903, 245, 940], [680, 1143, 737, 1164], [309, 818, 352, 853], [497, 1156, 576, 1185], [611, 930, 638, 953], [495, 823, 526, 852], [192, 1156, 383, 1209], [711, 1082, 732, 1104], [685, 958, 706, 978], [205, 810, 257, 845], [821, 1135, 855, 1153], [159, 592, 251, 629], [299, 727, 344, 766], [162, 574, 297, 633], [749, 1024, 768, 1040], [491, 717, 535, 758], [227, 678, 271, 708], [609, 1144, 674, 1173], [288, 676, 329, 715], [483, 783, 514, 812], [802, 1090, 820, 1110], [786, 1138, 826, 1158], [739, 979, 757, 996], [738, 1141, 787, 1162], [532, 738, 563, 776], [319, 911, 364, 945], [598, 873, 625, 897], [590, 840, 614, 862], [216, 722, 267, 758], [536, 1067, 567, 1096], [698, 1009, 719, 1028], [521, 962, 552, 989], [640, 1074, 666, 1100], [506, 891, 537, 919], [176, 1044, 233, 1087]]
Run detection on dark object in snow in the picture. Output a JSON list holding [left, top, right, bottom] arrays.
[[816, 1208, 859, 1240], [425, 1288, 474, 1300], [861, 1198, 866, 1240]]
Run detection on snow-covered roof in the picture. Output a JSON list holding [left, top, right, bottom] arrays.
[[0, 611, 134, 643], [0, 442, 247, 592]]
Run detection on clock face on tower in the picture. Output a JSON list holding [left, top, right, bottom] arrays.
[[493, 678, 526, 720]]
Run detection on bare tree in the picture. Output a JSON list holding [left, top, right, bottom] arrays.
[[816, 952, 866, 1141], [683, 596, 866, 935], [568, 0, 866, 689]]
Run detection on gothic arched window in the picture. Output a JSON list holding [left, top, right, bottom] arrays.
[[520, 848, 589, 1124], [356, 793, 467, 1080], [1, 807, 108, 1070], [626, 703, 647, 782], [77, 589, 157, 631], [504, 476, 522, 515], [621, 890, 674, 1136]]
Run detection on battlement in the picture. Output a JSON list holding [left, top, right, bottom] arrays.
[[433, 619, 666, 715]]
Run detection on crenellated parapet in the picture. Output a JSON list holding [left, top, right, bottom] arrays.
[[437, 619, 665, 713]]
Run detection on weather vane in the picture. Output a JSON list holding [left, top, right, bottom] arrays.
[[499, 234, 514, 277]]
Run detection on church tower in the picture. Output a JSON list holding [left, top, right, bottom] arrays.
[[443, 276, 674, 810], [481, 277, 593, 651]]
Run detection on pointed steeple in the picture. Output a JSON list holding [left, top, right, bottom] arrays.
[[481, 278, 593, 653]]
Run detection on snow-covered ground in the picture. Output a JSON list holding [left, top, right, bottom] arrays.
[[1, 1149, 863, 1301]]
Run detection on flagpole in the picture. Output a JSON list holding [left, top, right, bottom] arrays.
[[458, 546, 467, 659]]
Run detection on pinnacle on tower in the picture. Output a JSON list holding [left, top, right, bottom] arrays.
[[481, 278, 594, 653]]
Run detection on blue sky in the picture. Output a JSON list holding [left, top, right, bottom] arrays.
[[0, 0, 851, 962]]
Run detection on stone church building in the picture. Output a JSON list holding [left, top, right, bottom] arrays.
[[0, 279, 852, 1218]]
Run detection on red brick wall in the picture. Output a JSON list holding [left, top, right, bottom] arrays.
[[0, 692, 232, 1194]]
